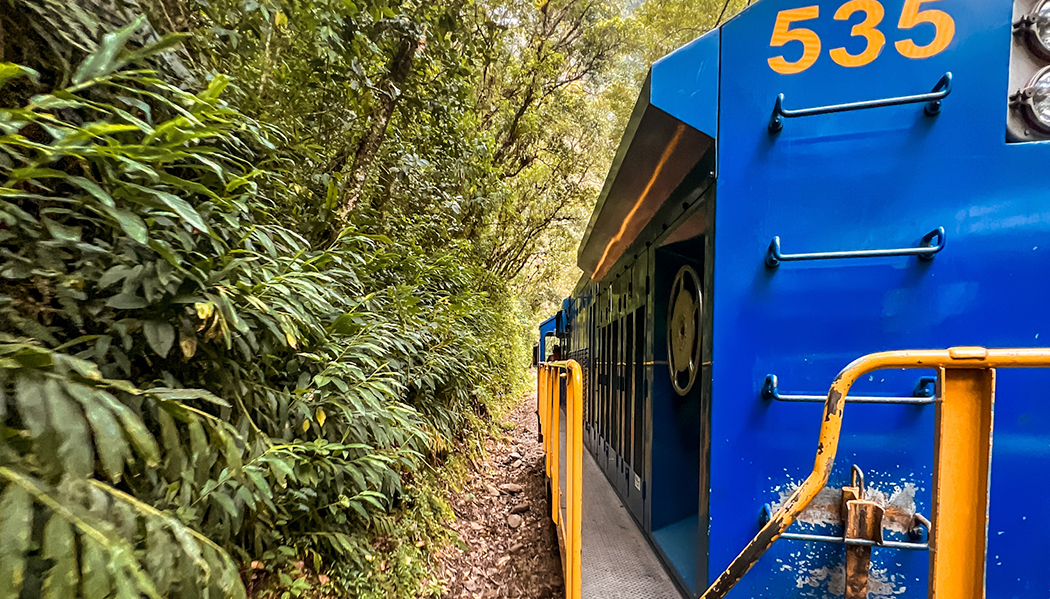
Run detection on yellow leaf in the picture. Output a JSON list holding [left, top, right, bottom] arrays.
[[195, 302, 215, 320], [203, 315, 222, 341], [180, 331, 197, 359], [302, 419, 310, 432], [275, 11, 288, 27], [244, 295, 270, 313], [315, 407, 326, 427], [285, 332, 298, 349]]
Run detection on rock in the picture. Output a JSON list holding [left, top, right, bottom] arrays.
[[485, 483, 500, 496], [499, 483, 524, 494], [510, 459, 522, 469], [510, 502, 530, 515], [509, 542, 524, 553], [507, 514, 523, 528], [509, 452, 522, 460]]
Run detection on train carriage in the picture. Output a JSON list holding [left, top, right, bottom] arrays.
[[537, 0, 1050, 597]]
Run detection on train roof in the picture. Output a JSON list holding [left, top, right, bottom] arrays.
[[577, 29, 721, 281]]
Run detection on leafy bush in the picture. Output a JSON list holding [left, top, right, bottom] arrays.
[[0, 20, 525, 598]]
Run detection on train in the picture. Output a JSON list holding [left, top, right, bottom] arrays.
[[535, 0, 1050, 598]]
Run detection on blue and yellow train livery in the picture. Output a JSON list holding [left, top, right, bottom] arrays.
[[536, 0, 1050, 598]]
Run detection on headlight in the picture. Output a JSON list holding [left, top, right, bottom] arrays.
[[1019, 0, 1050, 60], [1013, 65, 1050, 134]]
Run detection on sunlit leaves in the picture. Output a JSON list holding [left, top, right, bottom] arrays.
[[0, 484, 31, 599], [72, 16, 149, 85], [0, 469, 242, 599], [48, 385, 95, 478], [0, 63, 40, 88], [42, 517, 79, 599], [80, 536, 113, 599], [4, 348, 163, 478]]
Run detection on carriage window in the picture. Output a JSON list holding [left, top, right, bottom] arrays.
[[544, 333, 561, 361]]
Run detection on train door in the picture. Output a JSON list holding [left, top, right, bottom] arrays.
[[613, 292, 617, 474], [650, 236, 705, 594], [607, 306, 619, 477], [621, 307, 633, 500], [612, 305, 623, 491]]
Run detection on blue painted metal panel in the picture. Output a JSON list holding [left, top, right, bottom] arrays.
[[709, 0, 1050, 597], [651, 28, 721, 140]]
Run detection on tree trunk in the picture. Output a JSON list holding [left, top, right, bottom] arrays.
[[337, 36, 419, 222]]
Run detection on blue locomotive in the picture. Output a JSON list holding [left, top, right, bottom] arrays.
[[537, 0, 1050, 597]]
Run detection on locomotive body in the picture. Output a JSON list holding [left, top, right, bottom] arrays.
[[543, 1, 1050, 597]]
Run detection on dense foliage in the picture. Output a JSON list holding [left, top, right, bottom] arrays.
[[0, 0, 745, 596], [0, 23, 523, 597]]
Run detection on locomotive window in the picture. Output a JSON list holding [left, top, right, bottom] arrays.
[[606, 322, 613, 452], [633, 306, 646, 484], [621, 313, 630, 470], [605, 323, 612, 444]]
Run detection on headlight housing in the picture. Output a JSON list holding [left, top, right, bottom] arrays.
[[1012, 65, 1050, 134], [1017, 0, 1050, 60]]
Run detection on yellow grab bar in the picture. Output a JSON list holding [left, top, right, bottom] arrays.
[[700, 347, 1050, 599]]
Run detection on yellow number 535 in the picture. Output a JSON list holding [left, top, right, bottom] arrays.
[[768, 0, 955, 75]]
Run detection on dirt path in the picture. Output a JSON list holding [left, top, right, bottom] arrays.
[[431, 390, 564, 599]]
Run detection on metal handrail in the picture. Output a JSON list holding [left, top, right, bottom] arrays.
[[538, 360, 583, 599], [766, 227, 945, 268], [757, 500, 933, 551], [769, 72, 952, 132], [778, 532, 928, 551], [699, 347, 1050, 599], [762, 374, 937, 404]]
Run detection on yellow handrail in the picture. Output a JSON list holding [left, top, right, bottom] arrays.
[[537, 360, 583, 599], [700, 347, 1050, 599]]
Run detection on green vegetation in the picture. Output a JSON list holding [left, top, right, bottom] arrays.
[[0, 0, 747, 596]]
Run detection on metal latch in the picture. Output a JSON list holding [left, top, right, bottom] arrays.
[[757, 465, 933, 596], [842, 465, 885, 599]]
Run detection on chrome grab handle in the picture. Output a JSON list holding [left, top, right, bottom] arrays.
[[769, 72, 952, 133], [765, 227, 945, 268]]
